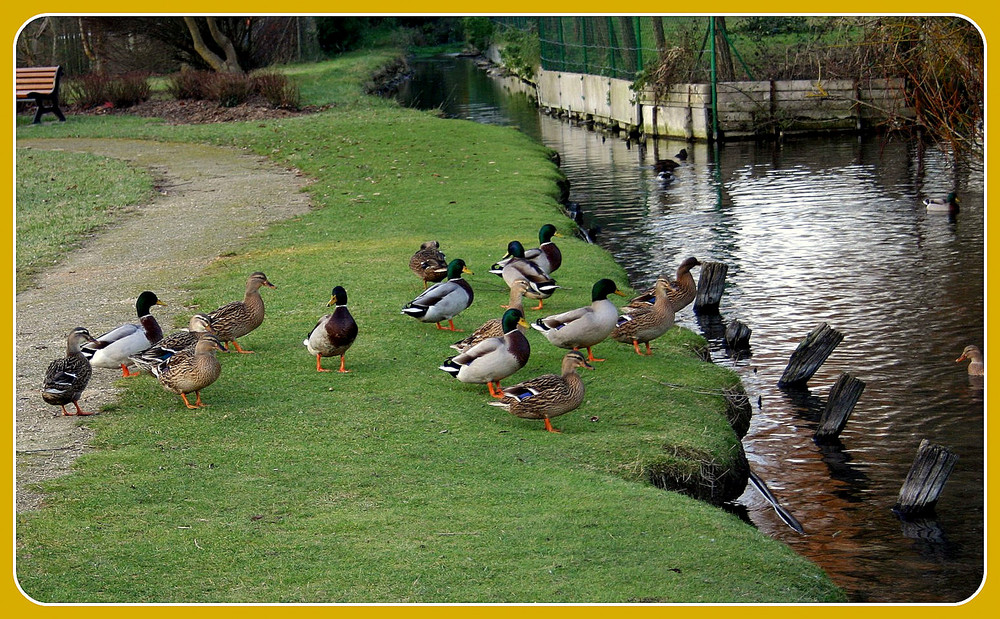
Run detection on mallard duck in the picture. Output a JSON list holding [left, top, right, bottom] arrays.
[[956, 344, 984, 376], [409, 240, 448, 288], [488, 350, 593, 433], [128, 313, 214, 375], [82, 291, 166, 377], [611, 278, 676, 355], [924, 192, 960, 213], [401, 258, 474, 331], [439, 308, 530, 398], [151, 335, 227, 409], [304, 285, 359, 373], [532, 278, 625, 362], [490, 240, 558, 310], [450, 279, 530, 352], [207, 272, 275, 353], [42, 327, 99, 416], [494, 224, 562, 275], [625, 257, 701, 313]]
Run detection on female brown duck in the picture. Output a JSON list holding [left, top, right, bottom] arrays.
[[207, 272, 276, 353]]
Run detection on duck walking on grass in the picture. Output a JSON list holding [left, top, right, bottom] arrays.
[[489, 350, 593, 433], [402, 258, 474, 331], [451, 279, 531, 352], [152, 335, 227, 409], [207, 272, 276, 353], [611, 278, 676, 356], [409, 240, 449, 288], [624, 257, 701, 314], [532, 278, 625, 362], [490, 240, 558, 310], [439, 308, 530, 398], [82, 291, 167, 377], [956, 344, 984, 376], [128, 313, 214, 375], [42, 327, 99, 417], [304, 285, 359, 373]]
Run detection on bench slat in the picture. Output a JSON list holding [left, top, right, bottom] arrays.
[[15, 66, 66, 123]]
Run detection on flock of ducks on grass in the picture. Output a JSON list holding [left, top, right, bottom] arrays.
[[41, 212, 983, 430]]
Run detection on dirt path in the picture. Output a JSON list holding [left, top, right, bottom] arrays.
[[15, 138, 312, 513]]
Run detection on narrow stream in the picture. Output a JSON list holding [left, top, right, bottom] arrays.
[[393, 54, 985, 603]]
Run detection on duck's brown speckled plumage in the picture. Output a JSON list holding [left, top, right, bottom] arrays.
[[489, 350, 593, 433], [42, 327, 98, 416], [409, 240, 449, 288], [956, 344, 985, 376], [625, 257, 701, 314], [152, 335, 227, 409], [128, 313, 214, 375], [612, 278, 677, 355], [450, 279, 530, 352], [207, 272, 275, 353]]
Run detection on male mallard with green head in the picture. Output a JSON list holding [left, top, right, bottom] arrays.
[[490, 240, 558, 310], [82, 291, 167, 377], [439, 308, 530, 398], [304, 285, 359, 373], [532, 278, 625, 362], [402, 258, 474, 331]]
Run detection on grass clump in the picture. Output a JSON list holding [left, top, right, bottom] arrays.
[[15, 52, 845, 604], [14, 148, 154, 291]]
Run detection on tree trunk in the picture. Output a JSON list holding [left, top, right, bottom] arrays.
[[78, 17, 101, 73], [713, 17, 736, 82], [652, 17, 666, 54], [184, 16, 242, 73]]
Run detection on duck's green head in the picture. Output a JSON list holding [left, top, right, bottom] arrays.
[[506, 241, 526, 258], [501, 308, 527, 333], [328, 285, 348, 307], [592, 278, 625, 301], [947, 192, 960, 204], [539, 224, 561, 243], [136, 291, 166, 317], [447, 259, 473, 279]]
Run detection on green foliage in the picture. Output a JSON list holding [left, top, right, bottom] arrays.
[[462, 16, 494, 52], [497, 25, 540, 81], [15, 54, 844, 604]]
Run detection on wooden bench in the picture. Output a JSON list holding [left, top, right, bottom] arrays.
[[16, 66, 66, 124]]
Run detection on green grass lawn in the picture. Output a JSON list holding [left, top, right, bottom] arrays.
[[15, 51, 845, 603]]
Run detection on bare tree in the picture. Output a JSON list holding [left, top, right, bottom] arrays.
[[184, 17, 242, 73]]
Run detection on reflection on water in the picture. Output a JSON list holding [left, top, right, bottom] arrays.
[[396, 56, 985, 603]]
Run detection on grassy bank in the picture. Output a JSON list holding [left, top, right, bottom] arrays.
[[15, 50, 844, 603]]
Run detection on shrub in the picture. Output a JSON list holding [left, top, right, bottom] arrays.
[[251, 71, 301, 109], [210, 72, 252, 107], [64, 73, 112, 109], [462, 16, 494, 52], [105, 72, 151, 108], [166, 70, 215, 100]]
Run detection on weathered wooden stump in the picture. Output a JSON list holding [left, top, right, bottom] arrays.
[[694, 261, 728, 314], [725, 318, 752, 350], [814, 373, 866, 443], [892, 439, 959, 518], [777, 323, 844, 388]]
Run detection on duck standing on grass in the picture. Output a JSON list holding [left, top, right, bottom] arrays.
[[82, 291, 167, 377], [956, 344, 984, 376], [494, 224, 562, 276], [409, 240, 449, 288], [304, 285, 359, 373], [611, 278, 676, 356], [489, 350, 593, 433], [451, 279, 531, 352], [128, 313, 214, 375], [402, 258, 474, 331], [439, 308, 530, 398], [207, 272, 276, 353], [532, 278, 625, 362], [490, 240, 558, 310], [624, 256, 701, 313], [42, 327, 99, 417], [152, 335, 227, 409]]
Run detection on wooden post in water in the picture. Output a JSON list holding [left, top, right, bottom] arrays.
[[777, 323, 844, 388], [694, 261, 728, 314], [814, 373, 866, 443], [892, 439, 959, 518], [725, 318, 752, 350]]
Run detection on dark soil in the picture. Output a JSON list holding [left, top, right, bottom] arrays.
[[65, 97, 330, 125]]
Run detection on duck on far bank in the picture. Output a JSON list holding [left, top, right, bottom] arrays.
[[924, 192, 960, 213]]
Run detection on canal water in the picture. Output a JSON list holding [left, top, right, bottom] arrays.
[[393, 55, 986, 603]]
